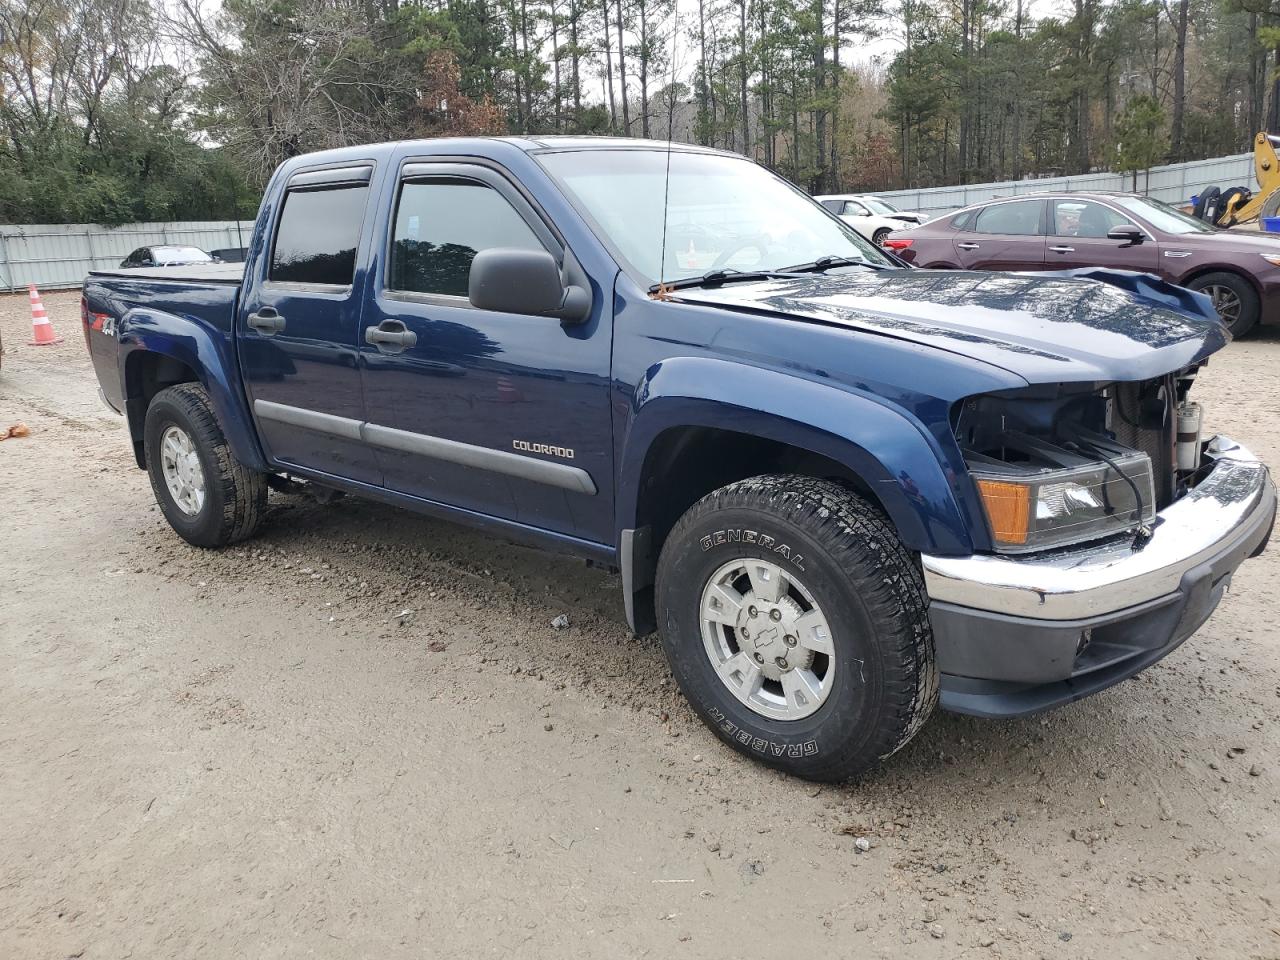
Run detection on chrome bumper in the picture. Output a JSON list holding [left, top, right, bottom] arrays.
[[922, 437, 1275, 621]]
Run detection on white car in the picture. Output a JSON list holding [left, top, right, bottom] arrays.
[[814, 194, 928, 245]]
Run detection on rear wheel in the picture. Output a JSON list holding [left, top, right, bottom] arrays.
[[1260, 188, 1280, 221], [144, 383, 268, 547], [1186, 271, 1259, 337], [654, 475, 937, 782]]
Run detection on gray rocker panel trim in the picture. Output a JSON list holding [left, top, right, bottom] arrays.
[[254, 399, 363, 440], [253, 399, 597, 496]]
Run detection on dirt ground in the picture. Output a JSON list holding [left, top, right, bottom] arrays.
[[1, 289, 1278, 959]]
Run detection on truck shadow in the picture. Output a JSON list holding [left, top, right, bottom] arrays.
[[234, 485, 1225, 803]]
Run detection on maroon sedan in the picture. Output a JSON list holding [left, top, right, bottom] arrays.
[[885, 192, 1280, 335]]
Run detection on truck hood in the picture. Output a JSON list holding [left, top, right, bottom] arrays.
[[674, 268, 1228, 385]]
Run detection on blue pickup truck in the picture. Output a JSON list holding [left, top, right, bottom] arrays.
[[82, 137, 1275, 781]]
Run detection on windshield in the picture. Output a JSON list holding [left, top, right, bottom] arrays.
[[1112, 196, 1213, 235], [538, 149, 892, 285], [862, 197, 900, 215]]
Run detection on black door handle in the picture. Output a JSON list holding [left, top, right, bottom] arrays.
[[365, 320, 418, 353], [247, 308, 286, 335]]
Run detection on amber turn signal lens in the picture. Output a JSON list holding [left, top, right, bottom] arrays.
[[975, 478, 1031, 545]]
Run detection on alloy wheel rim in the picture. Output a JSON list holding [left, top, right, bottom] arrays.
[[160, 425, 206, 516], [699, 558, 836, 721], [1205, 284, 1241, 326]]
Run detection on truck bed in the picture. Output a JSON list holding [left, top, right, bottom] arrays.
[[83, 265, 245, 414], [87, 263, 245, 285]]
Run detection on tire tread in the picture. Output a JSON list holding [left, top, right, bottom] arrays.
[[659, 474, 938, 780]]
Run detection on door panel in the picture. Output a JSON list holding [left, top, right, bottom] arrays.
[[1044, 199, 1160, 273], [358, 163, 614, 544], [239, 166, 382, 485], [954, 199, 1047, 270]]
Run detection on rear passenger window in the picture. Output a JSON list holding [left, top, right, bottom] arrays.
[[389, 179, 544, 298], [974, 201, 1043, 236], [270, 185, 368, 285]]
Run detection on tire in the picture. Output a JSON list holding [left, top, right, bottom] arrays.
[[1214, 186, 1250, 227], [654, 475, 938, 782], [144, 383, 268, 547], [872, 228, 891, 246], [1193, 186, 1220, 223], [1261, 188, 1280, 221], [1185, 271, 1260, 337]]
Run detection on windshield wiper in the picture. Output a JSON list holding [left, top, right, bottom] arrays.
[[649, 268, 800, 293], [780, 255, 890, 273]]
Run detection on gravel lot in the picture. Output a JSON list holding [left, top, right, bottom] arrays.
[[2, 289, 1278, 958]]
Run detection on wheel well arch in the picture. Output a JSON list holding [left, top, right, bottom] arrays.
[[634, 425, 890, 552], [620, 425, 899, 636], [1177, 264, 1262, 301], [123, 351, 199, 467]]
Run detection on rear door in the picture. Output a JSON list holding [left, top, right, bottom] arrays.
[[239, 163, 382, 485], [1045, 198, 1159, 273], [357, 158, 614, 543], [954, 199, 1047, 270]]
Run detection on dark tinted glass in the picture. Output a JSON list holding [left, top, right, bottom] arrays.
[[975, 200, 1042, 236], [270, 185, 367, 285], [389, 180, 543, 297]]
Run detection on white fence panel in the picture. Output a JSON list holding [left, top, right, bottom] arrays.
[[875, 153, 1255, 216], [0, 220, 253, 292]]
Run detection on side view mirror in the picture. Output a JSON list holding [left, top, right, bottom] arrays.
[[468, 248, 591, 324], [1107, 224, 1144, 245]]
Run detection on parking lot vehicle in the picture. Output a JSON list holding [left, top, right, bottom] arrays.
[[813, 194, 916, 245], [846, 194, 930, 226], [885, 191, 1280, 335], [81, 138, 1275, 781], [119, 245, 217, 269]]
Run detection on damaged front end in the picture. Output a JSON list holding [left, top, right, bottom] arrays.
[[921, 364, 1275, 718], [954, 368, 1206, 554]]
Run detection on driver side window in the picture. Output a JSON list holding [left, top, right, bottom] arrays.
[[389, 179, 545, 298], [1051, 200, 1132, 238]]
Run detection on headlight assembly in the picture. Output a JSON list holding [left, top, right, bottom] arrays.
[[972, 452, 1156, 552]]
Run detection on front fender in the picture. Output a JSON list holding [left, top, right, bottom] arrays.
[[118, 308, 267, 471], [617, 357, 984, 556]]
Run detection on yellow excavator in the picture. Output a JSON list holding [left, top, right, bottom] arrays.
[[1199, 132, 1280, 227]]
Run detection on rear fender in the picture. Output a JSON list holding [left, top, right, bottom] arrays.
[[617, 356, 981, 557], [117, 308, 267, 471]]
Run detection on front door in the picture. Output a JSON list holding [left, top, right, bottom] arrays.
[[358, 159, 613, 544], [239, 163, 382, 485], [954, 199, 1047, 270], [1045, 198, 1160, 273]]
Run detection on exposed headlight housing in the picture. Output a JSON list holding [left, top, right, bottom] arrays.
[[973, 452, 1156, 552]]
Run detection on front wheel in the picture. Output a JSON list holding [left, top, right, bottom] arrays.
[[872, 227, 891, 246], [144, 383, 268, 547], [1186, 271, 1259, 337], [655, 476, 937, 782]]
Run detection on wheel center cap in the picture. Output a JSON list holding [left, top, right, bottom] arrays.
[[748, 622, 781, 652]]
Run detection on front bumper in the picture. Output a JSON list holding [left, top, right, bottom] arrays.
[[922, 437, 1275, 717]]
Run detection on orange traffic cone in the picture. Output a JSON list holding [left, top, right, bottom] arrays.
[[28, 284, 63, 346]]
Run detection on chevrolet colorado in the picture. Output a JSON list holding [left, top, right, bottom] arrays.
[[81, 137, 1275, 781]]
